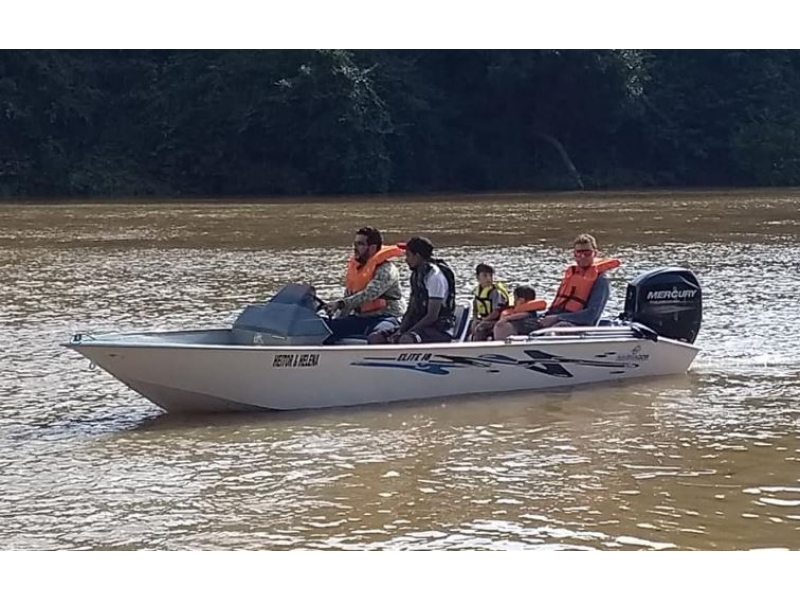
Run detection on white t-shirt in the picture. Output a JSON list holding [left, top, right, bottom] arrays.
[[424, 264, 449, 299]]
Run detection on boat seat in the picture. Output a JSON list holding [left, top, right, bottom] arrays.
[[448, 303, 473, 343]]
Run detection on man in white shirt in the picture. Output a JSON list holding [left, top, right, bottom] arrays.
[[385, 236, 457, 344]]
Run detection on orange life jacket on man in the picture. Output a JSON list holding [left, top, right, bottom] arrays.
[[345, 244, 405, 314], [501, 299, 547, 318], [549, 258, 621, 313]]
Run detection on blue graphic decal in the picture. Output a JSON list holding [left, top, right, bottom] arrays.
[[349, 356, 469, 375], [350, 349, 642, 378]]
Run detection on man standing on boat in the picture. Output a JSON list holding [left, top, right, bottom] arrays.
[[375, 236, 457, 345], [323, 227, 406, 344]]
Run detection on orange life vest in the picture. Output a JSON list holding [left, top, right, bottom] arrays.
[[345, 244, 405, 314], [550, 258, 621, 313], [501, 299, 547, 318]]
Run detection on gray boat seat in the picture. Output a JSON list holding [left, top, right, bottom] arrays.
[[449, 303, 473, 343]]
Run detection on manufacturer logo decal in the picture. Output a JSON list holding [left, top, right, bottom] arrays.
[[646, 289, 698, 301]]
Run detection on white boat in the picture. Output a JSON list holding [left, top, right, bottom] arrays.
[[65, 267, 702, 413]]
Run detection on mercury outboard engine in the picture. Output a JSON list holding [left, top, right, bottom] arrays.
[[232, 284, 332, 345], [620, 267, 702, 344]]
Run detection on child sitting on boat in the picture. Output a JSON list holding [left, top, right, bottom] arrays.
[[470, 263, 511, 341], [492, 285, 547, 341]]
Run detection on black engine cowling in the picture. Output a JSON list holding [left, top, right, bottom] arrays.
[[620, 267, 702, 344]]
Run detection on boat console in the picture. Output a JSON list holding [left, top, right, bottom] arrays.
[[232, 284, 332, 346]]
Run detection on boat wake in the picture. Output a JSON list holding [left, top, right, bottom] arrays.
[[693, 354, 800, 375]]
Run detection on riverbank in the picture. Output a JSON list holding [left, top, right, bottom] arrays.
[[3, 186, 800, 206]]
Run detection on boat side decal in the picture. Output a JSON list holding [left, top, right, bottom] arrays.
[[350, 349, 642, 378], [273, 353, 321, 368], [348, 354, 471, 376]]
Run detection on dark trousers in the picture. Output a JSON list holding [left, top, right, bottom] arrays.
[[324, 315, 400, 343]]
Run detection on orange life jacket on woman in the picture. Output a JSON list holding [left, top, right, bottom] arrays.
[[501, 299, 547, 318], [345, 244, 405, 314], [549, 258, 621, 313]]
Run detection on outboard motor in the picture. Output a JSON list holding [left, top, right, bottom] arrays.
[[620, 267, 702, 344], [232, 284, 332, 346]]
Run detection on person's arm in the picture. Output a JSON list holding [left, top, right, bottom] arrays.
[[485, 288, 508, 321], [407, 268, 447, 333], [408, 299, 443, 333], [324, 263, 352, 314], [553, 276, 610, 326], [397, 298, 417, 334], [337, 262, 397, 313], [500, 311, 529, 322]]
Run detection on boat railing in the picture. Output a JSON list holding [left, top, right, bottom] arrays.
[[509, 322, 659, 342]]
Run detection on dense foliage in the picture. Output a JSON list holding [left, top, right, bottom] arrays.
[[3, 50, 800, 197]]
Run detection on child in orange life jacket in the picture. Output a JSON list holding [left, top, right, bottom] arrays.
[[470, 263, 511, 341], [492, 285, 547, 341]]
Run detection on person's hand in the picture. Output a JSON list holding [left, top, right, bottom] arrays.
[[387, 332, 402, 344], [324, 300, 344, 315]]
